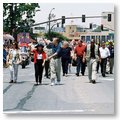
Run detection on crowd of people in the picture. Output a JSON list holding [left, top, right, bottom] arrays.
[[3, 37, 114, 85]]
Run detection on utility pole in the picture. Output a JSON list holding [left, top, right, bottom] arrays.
[[9, 3, 14, 35], [48, 8, 55, 40]]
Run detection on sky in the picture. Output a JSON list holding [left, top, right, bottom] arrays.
[[33, 3, 114, 28]]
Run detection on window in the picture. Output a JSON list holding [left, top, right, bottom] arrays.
[[101, 36, 106, 42], [86, 36, 90, 42], [81, 36, 85, 41]]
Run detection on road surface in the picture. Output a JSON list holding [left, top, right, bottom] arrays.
[[3, 63, 114, 114]]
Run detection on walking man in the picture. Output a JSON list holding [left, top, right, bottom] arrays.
[[99, 42, 110, 77], [85, 39, 99, 84], [44, 41, 53, 78], [108, 41, 114, 74], [74, 40, 86, 76], [45, 38, 62, 86]]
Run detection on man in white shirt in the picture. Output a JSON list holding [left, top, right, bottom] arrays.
[[99, 42, 110, 77]]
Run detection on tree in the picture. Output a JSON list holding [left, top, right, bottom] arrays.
[[3, 3, 40, 39], [44, 31, 68, 41]]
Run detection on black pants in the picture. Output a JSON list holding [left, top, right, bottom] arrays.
[[44, 60, 50, 78], [96, 61, 100, 73], [101, 58, 107, 76], [34, 59, 43, 83], [62, 58, 69, 74]]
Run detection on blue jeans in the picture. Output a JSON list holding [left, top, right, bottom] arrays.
[[76, 57, 83, 74]]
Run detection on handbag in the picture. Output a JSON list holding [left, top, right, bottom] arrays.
[[72, 59, 77, 66]]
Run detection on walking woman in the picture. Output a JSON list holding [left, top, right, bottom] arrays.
[[31, 43, 46, 85], [61, 41, 72, 76], [6, 42, 22, 83]]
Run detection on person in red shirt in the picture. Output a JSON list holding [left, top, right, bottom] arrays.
[[31, 43, 46, 85], [74, 40, 86, 76]]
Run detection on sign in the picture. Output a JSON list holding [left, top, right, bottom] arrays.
[[17, 33, 30, 44]]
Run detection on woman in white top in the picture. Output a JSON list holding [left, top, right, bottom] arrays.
[[7, 42, 22, 83], [31, 43, 46, 85]]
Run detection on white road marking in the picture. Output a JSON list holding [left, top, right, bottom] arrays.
[[98, 78, 114, 81], [4, 109, 95, 114]]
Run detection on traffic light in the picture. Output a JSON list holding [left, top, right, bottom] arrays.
[[108, 14, 111, 22], [101, 24, 103, 31], [62, 16, 65, 24], [61, 24, 63, 28], [82, 15, 85, 22], [90, 23, 92, 29], [57, 23, 59, 27]]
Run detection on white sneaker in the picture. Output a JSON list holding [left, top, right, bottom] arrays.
[[50, 82, 55, 86]]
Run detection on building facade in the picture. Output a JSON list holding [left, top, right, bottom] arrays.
[[62, 12, 114, 43], [62, 25, 111, 43]]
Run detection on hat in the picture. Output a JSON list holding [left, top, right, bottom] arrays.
[[35, 43, 44, 48]]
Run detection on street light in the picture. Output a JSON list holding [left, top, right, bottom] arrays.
[[36, 9, 41, 12], [48, 8, 55, 40]]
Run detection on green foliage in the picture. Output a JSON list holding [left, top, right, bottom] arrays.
[[3, 3, 40, 36], [44, 32, 68, 41]]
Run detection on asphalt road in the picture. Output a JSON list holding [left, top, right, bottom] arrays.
[[3, 62, 114, 114]]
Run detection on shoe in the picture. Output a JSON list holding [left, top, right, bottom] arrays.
[[63, 73, 65, 76], [34, 83, 39, 86], [50, 82, 55, 86], [76, 73, 79, 76], [9, 80, 13, 83], [89, 80, 92, 83], [102, 74, 106, 77], [46, 76, 49, 78], [106, 72, 109, 74], [110, 72, 113, 74], [56, 81, 60, 85], [38, 82, 42, 85], [81, 73, 84, 76], [92, 80, 96, 84]]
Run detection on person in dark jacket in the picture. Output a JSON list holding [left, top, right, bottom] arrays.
[[31, 43, 46, 85], [108, 41, 114, 74], [60, 41, 72, 76], [3, 45, 7, 67]]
